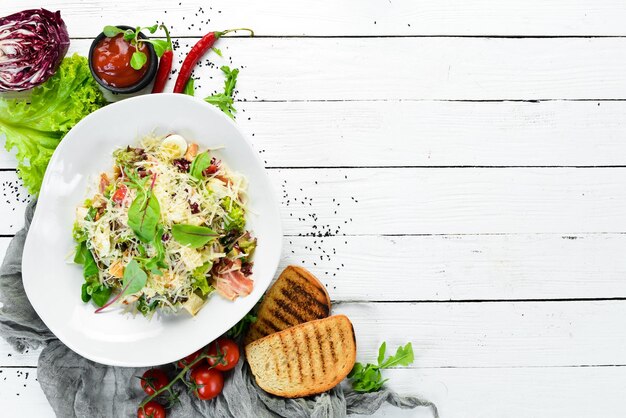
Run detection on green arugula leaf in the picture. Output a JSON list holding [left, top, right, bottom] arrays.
[[183, 78, 195, 96], [204, 94, 235, 119], [103, 25, 124, 37], [380, 342, 414, 368], [128, 188, 161, 243], [171, 224, 218, 248], [212, 47, 223, 57], [349, 342, 414, 393], [189, 151, 211, 180], [130, 51, 147, 70], [203, 66, 239, 119], [221, 66, 239, 97], [121, 260, 148, 298]]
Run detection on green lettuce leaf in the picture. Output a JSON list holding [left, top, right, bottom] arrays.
[[0, 54, 106, 194], [221, 196, 245, 232]]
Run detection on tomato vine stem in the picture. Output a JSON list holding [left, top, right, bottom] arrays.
[[138, 350, 224, 411]]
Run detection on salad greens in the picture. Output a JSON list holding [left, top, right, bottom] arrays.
[[348, 342, 415, 393], [0, 54, 106, 194], [128, 185, 161, 243], [74, 240, 111, 307], [221, 196, 246, 232], [189, 151, 212, 180], [171, 224, 218, 249], [121, 260, 148, 298], [74, 135, 256, 316]]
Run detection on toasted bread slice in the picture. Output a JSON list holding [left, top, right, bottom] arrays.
[[244, 266, 330, 346], [245, 315, 356, 398]]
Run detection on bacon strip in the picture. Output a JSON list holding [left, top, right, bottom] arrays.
[[214, 269, 253, 300]]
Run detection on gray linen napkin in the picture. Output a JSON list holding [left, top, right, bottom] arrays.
[[0, 202, 438, 418]]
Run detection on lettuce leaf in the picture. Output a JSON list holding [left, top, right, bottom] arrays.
[[0, 54, 106, 194], [221, 196, 245, 232]]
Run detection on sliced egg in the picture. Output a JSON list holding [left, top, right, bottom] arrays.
[[161, 134, 188, 159]]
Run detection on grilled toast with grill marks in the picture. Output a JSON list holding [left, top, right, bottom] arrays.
[[245, 315, 356, 398], [244, 266, 330, 346]]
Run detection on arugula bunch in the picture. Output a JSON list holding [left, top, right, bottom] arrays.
[[348, 342, 414, 393], [189, 66, 239, 119]]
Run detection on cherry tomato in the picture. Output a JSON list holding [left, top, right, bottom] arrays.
[[207, 337, 240, 371], [190, 365, 224, 400], [140, 368, 169, 396], [112, 184, 127, 204], [176, 349, 201, 369], [137, 401, 166, 418]]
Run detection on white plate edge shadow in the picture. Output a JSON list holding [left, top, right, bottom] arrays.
[[21, 94, 283, 367]]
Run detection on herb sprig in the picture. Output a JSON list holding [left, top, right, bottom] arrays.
[[226, 313, 257, 339], [348, 342, 414, 393], [103, 24, 172, 70], [204, 66, 239, 119]]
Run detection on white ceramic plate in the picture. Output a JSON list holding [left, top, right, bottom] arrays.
[[22, 94, 282, 367]]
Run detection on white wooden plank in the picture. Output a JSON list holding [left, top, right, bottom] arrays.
[[335, 301, 626, 368], [233, 100, 626, 167], [47, 38, 626, 101], [0, 368, 53, 417], [1, 230, 626, 320], [364, 366, 626, 418], [3, 0, 626, 36], [0, 341, 39, 368], [274, 167, 626, 235], [5, 167, 626, 235], [1, 365, 625, 418], [2, 301, 624, 368], [279, 234, 626, 301], [6, 100, 626, 169]]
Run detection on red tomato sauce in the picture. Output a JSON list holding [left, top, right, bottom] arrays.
[[92, 34, 149, 88]]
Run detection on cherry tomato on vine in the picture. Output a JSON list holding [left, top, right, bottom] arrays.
[[207, 337, 240, 371], [190, 364, 224, 400], [137, 401, 166, 418], [176, 349, 201, 368], [140, 368, 169, 395]]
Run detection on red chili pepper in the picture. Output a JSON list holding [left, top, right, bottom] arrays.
[[152, 25, 174, 93], [173, 28, 253, 94]]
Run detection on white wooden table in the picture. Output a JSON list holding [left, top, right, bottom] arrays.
[[2, 1, 626, 417]]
